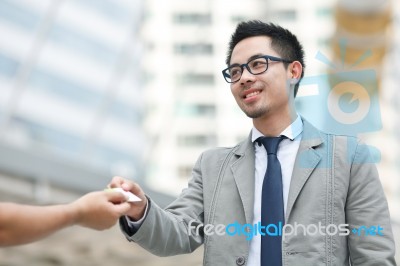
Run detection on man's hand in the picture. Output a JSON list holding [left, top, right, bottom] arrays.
[[108, 176, 148, 221], [70, 191, 131, 230]]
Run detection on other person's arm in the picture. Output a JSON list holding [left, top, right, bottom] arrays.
[[0, 190, 130, 247]]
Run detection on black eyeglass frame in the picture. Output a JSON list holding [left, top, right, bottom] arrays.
[[222, 55, 293, 83]]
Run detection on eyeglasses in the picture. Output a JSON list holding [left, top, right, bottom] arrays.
[[222, 55, 292, 83]]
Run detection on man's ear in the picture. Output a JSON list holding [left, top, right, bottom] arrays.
[[290, 61, 302, 81]]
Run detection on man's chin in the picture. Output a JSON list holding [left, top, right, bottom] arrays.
[[238, 102, 269, 119], [244, 109, 268, 119]]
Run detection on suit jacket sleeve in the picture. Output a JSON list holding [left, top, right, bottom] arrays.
[[119, 152, 206, 257], [346, 139, 396, 265]]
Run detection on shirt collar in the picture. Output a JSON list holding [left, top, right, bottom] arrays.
[[251, 115, 303, 142]]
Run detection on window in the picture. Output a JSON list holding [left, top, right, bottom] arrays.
[[48, 24, 118, 64], [11, 115, 139, 168], [178, 73, 215, 86], [269, 9, 297, 21], [176, 103, 216, 117], [231, 15, 248, 23], [29, 68, 102, 107], [0, 1, 40, 31], [196, 104, 216, 116], [316, 7, 333, 18], [0, 53, 19, 78], [110, 101, 142, 124], [174, 43, 213, 55], [143, 71, 155, 84], [173, 13, 211, 25], [177, 134, 216, 147], [77, 0, 134, 23], [11, 115, 83, 154]]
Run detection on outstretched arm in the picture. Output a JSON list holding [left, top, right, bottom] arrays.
[[0, 190, 130, 247], [111, 154, 205, 257]]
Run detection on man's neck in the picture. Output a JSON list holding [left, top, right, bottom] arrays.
[[253, 109, 297, 137]]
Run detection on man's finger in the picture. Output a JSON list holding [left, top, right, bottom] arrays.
[[108, 176, 126, 188], [121, 181, 142, 195]]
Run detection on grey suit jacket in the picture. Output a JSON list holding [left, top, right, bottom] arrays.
[[120, 119, 396, 266]]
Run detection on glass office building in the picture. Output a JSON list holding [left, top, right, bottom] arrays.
[[0, 0, 144, 196]]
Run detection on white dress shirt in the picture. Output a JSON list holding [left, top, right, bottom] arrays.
[[246, 115, 303, 266]]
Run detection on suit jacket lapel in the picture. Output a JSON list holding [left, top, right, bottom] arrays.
[[286, 119, 324, 221], [228, 120, 325, 224], [230, 133, 255, 225]]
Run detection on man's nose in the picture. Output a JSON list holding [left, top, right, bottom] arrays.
[[239, 67, 255, 85]]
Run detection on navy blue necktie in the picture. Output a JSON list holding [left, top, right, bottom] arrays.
[[258, 136, 285, 266]]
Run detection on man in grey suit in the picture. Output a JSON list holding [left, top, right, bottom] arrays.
[[111, 21, 396, 265]]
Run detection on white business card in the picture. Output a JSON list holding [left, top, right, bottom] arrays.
[[106, 187, 141, 202]]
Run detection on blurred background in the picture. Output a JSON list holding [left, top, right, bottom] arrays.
[[0, 0, 398, 265]]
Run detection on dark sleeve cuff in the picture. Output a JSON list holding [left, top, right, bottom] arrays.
[[119, 196, 151, 239]]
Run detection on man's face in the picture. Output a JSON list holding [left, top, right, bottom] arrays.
[[229, 36, 293, 119]]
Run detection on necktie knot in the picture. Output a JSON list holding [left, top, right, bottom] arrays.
[[257, 136, 285, 155]]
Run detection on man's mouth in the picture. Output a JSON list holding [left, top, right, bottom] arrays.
[[243, 89, 262, 99], [245, 91, 261, 98]]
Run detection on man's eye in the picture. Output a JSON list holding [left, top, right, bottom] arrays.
[[250, 59, 266, 68], [230, 68, 241, 77]]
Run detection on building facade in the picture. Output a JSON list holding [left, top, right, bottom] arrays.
[[0, 0, 144, 197]]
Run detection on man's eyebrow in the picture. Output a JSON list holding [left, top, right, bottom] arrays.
[[230, 53, 264, 66], [247, 53, 264, 62]]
